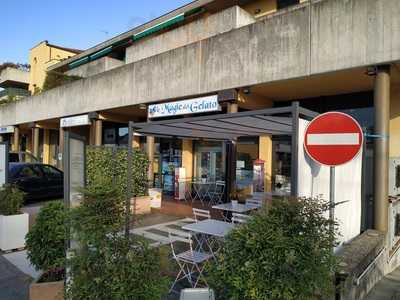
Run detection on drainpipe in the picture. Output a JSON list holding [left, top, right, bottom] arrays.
[[374, 65, 391, 233]]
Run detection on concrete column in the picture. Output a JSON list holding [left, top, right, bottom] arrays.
[[0, 135, 3, 143], [58, 127, 65, 170], [259, 135, 273, 192], [147, 136, 155, 187], [43, 129, 50, 164], [32, 127, 40, 159], [374, 65, 391, 233], [12, 126, 20, 152], [94, 119, 102, 146]]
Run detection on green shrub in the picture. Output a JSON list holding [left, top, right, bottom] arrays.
[[66, 234, 169, 300], [0, 184, 25, 216], [25, 201, 66, 273], [86, 147, 149, 198], [67, 180, 169, 299], [207, 197, 337, 300], [70, 181, 124, 242], [42, 71, 82, 92]]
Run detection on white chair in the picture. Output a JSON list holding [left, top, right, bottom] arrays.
[[179, 288, 215, 300], [169, 231, 213, 294], [231, 213, 251, 224], [193, 208, 211, 222], [209, 181, 225, 205]]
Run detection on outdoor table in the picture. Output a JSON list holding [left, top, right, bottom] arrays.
[[212, 202, 259, 221], [182, 219, 235, 257], [191, 181, 215, 204]]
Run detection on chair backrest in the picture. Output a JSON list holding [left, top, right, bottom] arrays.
[[232, 213, 251, 224], [215, 181, 226, 194], [247, 199, 262, 207], [193, 208, 211, 222], [169, 230, 193, 257], [179, 288, 215, 300]]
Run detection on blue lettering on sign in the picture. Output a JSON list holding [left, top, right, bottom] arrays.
[[148, 96, 219, 118]]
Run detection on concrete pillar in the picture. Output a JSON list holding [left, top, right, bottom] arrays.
[[58, 127, 65, 170], [259, 136, 273, 192], [0, 135, 3, 143], [43, 129, 50, 164], [12, 126, 20, 152], [32, 127, 40, 159], [94, 119, 102, 146], [182, 139, 193, 180], [374, 65, 391, 233], [25, 131, 32, 153], [147, 136, 155, 187]]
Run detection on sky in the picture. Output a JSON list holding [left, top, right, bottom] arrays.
[[1, 0, 193, 64]]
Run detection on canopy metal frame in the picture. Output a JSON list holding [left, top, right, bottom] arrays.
[[128, 102, 319, 197]]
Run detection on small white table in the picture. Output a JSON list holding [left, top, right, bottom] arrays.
[[212, 202, 260, 214], [182, 219, 234, 238], [182, 219, 235, 257]]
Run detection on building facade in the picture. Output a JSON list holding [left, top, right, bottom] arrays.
[[1, 0, 400, 281]]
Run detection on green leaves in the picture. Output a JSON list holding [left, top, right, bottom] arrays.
[[0, 184, 25, 216], [207, 197, 337, 300], [25, 201, 66, 273]]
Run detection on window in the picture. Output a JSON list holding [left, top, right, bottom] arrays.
[[277, 0, 300, 9], [42, 165, 62, 178], [20, 166, 36, 178]]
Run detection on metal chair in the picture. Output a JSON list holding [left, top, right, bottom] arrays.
[[231, 213, 252, 224], [193, 208, 211, 222], [209, 181, 225, 205], [169, 231, 213, 294]]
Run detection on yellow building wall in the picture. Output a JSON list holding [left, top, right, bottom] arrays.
[[259, 136, 273, 192], [29, 41, 78, 93], [182, 139, 193, 180], [390, 84, 400, 157]]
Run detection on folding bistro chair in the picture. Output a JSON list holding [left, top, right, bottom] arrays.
[[209, 181, 225, 205], [231, 213, 252, 224], [192, 208, 211, 223], [179, 288, 215, 300], [169, 231, 213, 294]]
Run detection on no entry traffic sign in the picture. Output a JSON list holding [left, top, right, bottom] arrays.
[[304, 112, 363, 167]]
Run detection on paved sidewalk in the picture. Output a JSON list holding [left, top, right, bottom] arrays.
[[0, 255, 32, 300], [365, 267, 400, 300]]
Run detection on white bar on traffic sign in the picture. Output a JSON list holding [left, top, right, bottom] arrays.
[[307, 133, 359, 145]]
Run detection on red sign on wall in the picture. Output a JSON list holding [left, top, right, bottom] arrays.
[[304, 112, 363, 167]]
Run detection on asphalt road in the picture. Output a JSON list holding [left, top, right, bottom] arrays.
[[0, 255, 32, 300]]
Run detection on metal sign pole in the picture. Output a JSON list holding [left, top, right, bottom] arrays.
[[329, 166, 335, 245]]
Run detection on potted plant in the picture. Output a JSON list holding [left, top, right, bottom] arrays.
[[25, 201, 66, 300], [0, 184, 28, 251]]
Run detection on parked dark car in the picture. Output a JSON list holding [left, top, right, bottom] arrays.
[[8, 163, 63, 201]]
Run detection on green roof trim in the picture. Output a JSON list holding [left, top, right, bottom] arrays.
[[184, 7, 205, 17], [68, 56, 89, 69], [89, 46, 113, 61], [133, 13, 185, 41]]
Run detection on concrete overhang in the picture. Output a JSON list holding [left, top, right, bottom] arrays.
[[1, 0, 400, 127], [48, 0, 256, 72], [0, 67, 29, 89]]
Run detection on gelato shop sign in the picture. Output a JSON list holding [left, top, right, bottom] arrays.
[[148, 95, 220, 118]]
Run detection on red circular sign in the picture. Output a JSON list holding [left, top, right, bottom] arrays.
[[304, 112, 363, 166]]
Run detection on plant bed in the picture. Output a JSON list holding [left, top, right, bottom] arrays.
[[30, 269, 65, 300], [0, 213, 29, 251], [0, 185, 28, 251], [131, 196, 152, 215]]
